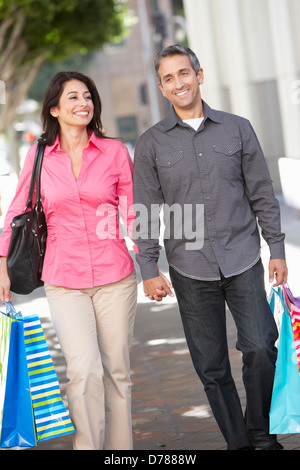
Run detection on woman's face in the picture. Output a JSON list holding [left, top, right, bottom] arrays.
[[50, 79, 94, 129]]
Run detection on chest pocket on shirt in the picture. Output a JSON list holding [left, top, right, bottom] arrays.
[[212, 140, 243, 180], [212, 140, 242, 156], [156, 150, 185, 189], [156, 150, 183, 167]]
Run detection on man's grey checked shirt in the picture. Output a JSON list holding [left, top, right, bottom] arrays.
[[133, 101, 285, 281]]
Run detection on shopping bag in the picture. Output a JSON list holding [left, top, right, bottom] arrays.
[[23, 313, 75, 442], [284, 282, 300, 309], [0, 304, 36, 448], [268, 285, 285, 347], [282, 284, 300, 375], [269, 286, 300, 434], [1, 302, 75, 448]]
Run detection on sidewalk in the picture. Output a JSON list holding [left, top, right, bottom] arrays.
[[2, 180, 300, 449]]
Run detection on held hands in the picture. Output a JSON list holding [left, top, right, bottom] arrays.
[[143, 258, 288, 302], [143, 272, 175, 302], [0, 257, 288, 303], [269, 258, 288, 287]]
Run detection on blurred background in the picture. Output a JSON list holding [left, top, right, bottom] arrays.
[[1, 0, 300, 217]]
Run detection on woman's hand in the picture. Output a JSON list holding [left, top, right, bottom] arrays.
[[143, 271, 174, 302], [0, 257, 12, 304]]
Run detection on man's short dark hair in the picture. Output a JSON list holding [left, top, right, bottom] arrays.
[[154, 44, 201, 82]]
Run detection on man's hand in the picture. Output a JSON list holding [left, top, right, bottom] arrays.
[[269, 258, 288, 287], [143, 273, 174, 302]]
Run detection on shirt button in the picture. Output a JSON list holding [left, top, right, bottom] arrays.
[[198, 153, 203, 157]]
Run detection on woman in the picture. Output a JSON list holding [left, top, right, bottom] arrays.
[[0, 72, 137, 450]]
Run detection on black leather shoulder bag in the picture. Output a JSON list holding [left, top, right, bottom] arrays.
[[7, 143, 47, 294]]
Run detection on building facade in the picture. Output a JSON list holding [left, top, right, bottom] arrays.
[[183, 0, 300, 191]]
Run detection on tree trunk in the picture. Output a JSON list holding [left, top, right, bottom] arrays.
[[0, 6, 46, 134], [0, 54, 46, 133]]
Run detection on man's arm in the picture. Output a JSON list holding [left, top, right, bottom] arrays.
[[241, 120, 287, 283], [133, 134, 174, 301]]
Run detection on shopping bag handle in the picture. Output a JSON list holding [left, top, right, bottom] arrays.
[[4, 301, 21, 319], [281, 284, 292, 312]]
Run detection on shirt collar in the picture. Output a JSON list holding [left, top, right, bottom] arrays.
[[44, 132, 102, 154], [88, 132, 103, 151], [160, 100, 222, 131], [44, 135, 60, 155], [202, 101, 222, 124]]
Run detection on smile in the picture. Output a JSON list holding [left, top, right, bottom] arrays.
[[176, 89, 189, 97], [74, 111, 89, 116]]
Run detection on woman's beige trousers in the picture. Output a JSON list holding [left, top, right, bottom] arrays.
[[44, 271, 137, 450]]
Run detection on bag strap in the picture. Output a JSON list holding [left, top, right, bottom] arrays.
[[35, 143, 45, 204], [25, 143, 45, 210]]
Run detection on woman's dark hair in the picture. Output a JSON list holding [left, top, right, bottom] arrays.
[[39, 71, 105, 145]]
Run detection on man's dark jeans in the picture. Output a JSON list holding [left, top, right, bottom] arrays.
[[169, 259, 278, 450]]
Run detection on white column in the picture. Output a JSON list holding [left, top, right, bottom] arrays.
[[182, 0, 226, 109], [239, 0, 276, 83], [210, 0, 260, 123], [184, 0, 259, 124], [267, 0, 300, 158]]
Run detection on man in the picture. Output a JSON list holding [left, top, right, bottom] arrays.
[[133, 45, 288, 450]]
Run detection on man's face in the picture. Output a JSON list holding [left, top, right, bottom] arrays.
[[157, 54, 204, 117]]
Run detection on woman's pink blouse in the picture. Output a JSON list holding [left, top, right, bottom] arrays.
[[0, 133, 137, 288]]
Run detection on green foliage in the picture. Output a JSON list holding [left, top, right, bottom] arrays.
[[0, 0, 128, 62], [29, 53, 93, 102]]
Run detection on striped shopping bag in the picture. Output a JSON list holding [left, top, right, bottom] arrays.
[[290, 308, 300, 375], [269, 285, 300, 433], [23, 314, 75, 442], [282, 284, 300, 377]]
